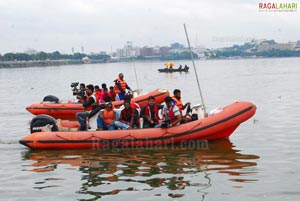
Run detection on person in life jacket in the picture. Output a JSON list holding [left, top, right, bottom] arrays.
[[96, 101, 117, 130], [76, 84, 97, 131], [140, 96, 163, 128], [158, 96, 181, 128], [114, 73, 131, 101], [114, 99, 140, 129], [172, 89, 192, 123]]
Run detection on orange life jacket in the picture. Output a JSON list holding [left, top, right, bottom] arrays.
[[102, 109, 114, 124], [114, 78, 127, 94], [172, 96, 183, 113]]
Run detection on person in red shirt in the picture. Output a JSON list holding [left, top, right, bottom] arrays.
[[109, 86, 116, 101]]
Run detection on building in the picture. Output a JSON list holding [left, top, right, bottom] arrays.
[[140, 46, 154, 57], [257, 42, 296, 52]]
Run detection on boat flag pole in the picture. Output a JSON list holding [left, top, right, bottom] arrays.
[[183, 24, 206, 115], [131, 57, 142, 96]]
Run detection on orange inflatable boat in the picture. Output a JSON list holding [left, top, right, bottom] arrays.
[[26, 89, 169, 120], [20, 101, 256, 150]]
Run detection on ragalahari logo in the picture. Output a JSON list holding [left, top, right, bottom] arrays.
[[258, 2, 298, 12]]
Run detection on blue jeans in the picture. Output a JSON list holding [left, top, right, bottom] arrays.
[[114, 121, 129, 129], [97, 117, 116, 130], [76, 111, 89, 131], [116, 93, 125, 101]]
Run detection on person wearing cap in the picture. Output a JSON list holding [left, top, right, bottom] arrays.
[[114, 73, 131, 101], [114, 99, 140, 129], [76, 84, 97, 131], [158, 96, 181, 128], [96, 102, 117, 130]]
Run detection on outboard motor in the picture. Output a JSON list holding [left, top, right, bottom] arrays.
[[30, 114, 58, 133], [43, 95, 59, 103]]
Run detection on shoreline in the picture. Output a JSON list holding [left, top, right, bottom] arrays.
[[0, 60, 107, 69], [1, 56, 299, 69]]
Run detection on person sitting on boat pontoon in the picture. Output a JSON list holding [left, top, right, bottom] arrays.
[[96, 102, 117, 131], [178, 65, 183, 70], [140, 96, 163, 128], [114, 73, 132, 101], [172, 89, 192, 123], [157, 96, 181, 128], [76, 84, 97, 131], [114, 99, 140, 129]]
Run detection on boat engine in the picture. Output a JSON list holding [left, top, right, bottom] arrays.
[[43, 95, 59, 103], [30, 114, 58, 133]]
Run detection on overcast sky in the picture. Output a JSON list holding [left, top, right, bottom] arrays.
[[0, 0, 299, 54]]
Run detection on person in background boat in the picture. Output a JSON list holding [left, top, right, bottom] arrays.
[[94, 85, 101, 104], [109, 86, 116, 101], [96, 101, 117, 131], [103, 87, 112, 103], [114, 73, 131, 101], [114, 99, 140, 129], [184, 65, 189, 71], [158, 96, 181, 128], [99, 83, 108, 104], [172, 89, 192, 123], [76, 84, 97, 131], [140, 96, 163, 128], [178, 65, 183, 70]]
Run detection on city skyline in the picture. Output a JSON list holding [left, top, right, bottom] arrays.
[[0, 0, 299, 54]]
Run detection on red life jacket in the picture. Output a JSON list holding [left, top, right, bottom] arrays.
[[109, 90, 116, 101], [85, 95, 96, 111], [164, 105, 177, 124], [120, 107, 140, 125], [144, 104, 159, 122]]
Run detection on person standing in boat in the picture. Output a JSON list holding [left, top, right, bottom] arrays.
[[76, 84, 97, 131], [159, 96, 181, 128], [114, 73, 132, 101], [114, 99, 140, 129], [96, 101, 117, 131], [140, 96, 162, 128], [172, 89, 192, 123]]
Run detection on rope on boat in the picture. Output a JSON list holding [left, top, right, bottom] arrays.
[[162, 121, 203, 135], [183, 24, 206, 114]]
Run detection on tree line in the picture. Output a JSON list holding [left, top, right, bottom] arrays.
[[0, 51, 111, 62]]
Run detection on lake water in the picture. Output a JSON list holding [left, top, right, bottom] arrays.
[[0, 58, 299, 200]]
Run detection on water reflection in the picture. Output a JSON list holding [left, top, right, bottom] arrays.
[[21, 139, 259, 200]]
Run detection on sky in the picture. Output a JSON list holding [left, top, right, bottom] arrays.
[[0, 0, 299, 54]]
